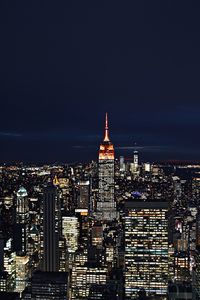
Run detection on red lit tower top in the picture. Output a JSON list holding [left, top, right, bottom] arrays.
[[99, 113, 114, 160]]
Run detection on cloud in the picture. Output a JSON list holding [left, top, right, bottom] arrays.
[[115, 145, 170, 152], [0, 132, 22, 137]]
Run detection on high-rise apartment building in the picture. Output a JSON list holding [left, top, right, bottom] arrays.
[[97, 113, 116, 221], [124, 200, 169, 299]]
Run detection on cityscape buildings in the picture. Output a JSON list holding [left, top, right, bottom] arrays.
[[0, 114, 200, 299]]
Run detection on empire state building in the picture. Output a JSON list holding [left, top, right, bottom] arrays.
[[97, 113, 116, 221]]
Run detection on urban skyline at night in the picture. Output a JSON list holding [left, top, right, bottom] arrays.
[[1, 2, 200, 300], [0, 111, 199, 164]]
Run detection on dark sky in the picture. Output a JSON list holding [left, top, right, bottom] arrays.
[[1, 1, 200, 163]]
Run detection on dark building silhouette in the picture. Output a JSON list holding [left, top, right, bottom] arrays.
[[22, 271, 68, 300], [42, 182, 61, 272], [0, 292, 20, 300]]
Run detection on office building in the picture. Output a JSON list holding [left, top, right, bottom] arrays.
[[71, 265, 107, 299], [119, 156, 125, 172], [124, 200, 169, 299], [15, 255, 29, 293], [77, 180, 90, 211], [62, 216, 79, 254]]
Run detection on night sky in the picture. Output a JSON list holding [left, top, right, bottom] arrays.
[[1, 1, 200, 163]]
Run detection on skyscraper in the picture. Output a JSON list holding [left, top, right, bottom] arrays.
[[16, 187, 29, 255], [62, 216, 79, 254], [130, 150, 139, 175], [76, 180, 90, 212], [41, 182, 60, 272], [119, 156, 125, 172], [125, 200, 169, 299], [97, 113, 116, 221]]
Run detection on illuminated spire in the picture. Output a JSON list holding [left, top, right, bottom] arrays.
[[53, 175, 59, 186], [104, 112, 110, 142]]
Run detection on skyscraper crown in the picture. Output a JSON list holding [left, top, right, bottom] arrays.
[[99, 113, 114, 160]]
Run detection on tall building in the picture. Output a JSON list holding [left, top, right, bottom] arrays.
[[124, 200, 169, 299], [130, 150, 139, 175], [71, 265, 107, 300], [0, 232, 4, 273], [193, 248, 200, 300], [15, 255, 29, 293], [4, 238, 16, 292], [15, 187, 29, 255], [41, 182, 60, 272], [62, 216, 79, 253], [119, 156, 125, 172], [97, 113, 116, 221], [76, 180, 90, 212]]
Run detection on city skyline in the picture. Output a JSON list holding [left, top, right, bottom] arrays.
[[1, 2, 200, 299], [0, 112, 200, 164]]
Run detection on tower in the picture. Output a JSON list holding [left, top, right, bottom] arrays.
[[41, 182, 61, 272], [97, 113, 116, 221], [133, 150, 138, 168], [16, 187, 29, 255], [77, 180, 90, 212], [130, 149, 139, 175]]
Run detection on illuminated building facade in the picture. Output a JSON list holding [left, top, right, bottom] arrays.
[[192, 177, 200, 199], [97, 113, 116, 221], [62, 216, 79, 254], [15, 255, 29, 293], [174, 254, 189, 281], [130, 150, 139, 174], [4, 238, 16, 291], [16, 187, 29, 255], [0, 272, 9, 292], [91, 225, 103, 249], [71, 265, 107, 299], [125, 200, 169, 299], [59, 237, 67, 272], [119, 156, 125, 172], [77, 181, 90, 211], [193, 248, 200, 300]]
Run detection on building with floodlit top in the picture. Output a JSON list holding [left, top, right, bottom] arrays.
[[96, 113, 117, 221]]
